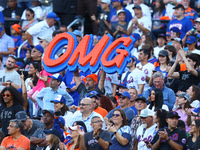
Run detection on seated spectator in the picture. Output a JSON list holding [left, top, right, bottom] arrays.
[[148, 88, 169, 111], [168, 52, 200, 92], [171, 0, 198, 24], [154, 50, 169, 77], [134, 108, 156, 150], [166, 27, 182, 45], [154, 34, 167, 59], [186, 85, 200, 108], [109, 96, 118, 109], [107, 109, 132, 150], [127, 5, 151, 36], [164, 45, 177, 61], [144, 71, 176, 110], [130, 33, 141, 59], [73, 30, 83, 43], [59, 25, 67, 32], [128, 88, 138, 115], [185, 36, 200, 56], [166, 4, 193, 39], [151, 111, 187, 150], [21, 8, 38, 31], [0, 119, 30, 150], [111, 10, 128, 40], [154, 109, 168, 133], [104, 91, 135, 126]]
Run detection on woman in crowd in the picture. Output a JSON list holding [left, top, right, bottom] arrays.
[[99, 95, 114, 112], [174, 92, 194, 132], [186, 120, 200, 150], [154, 109, 168, 132], [148, 88, 169, 111], [0, 87, 24, 136], [44, 129, 62, 150], [186, 85, 200, 108], [154, 50, 169, 77], [109, 96, 118, 109], [22, 8, 38, 31], [108, 109, 131, 150], [50, 95, 73, 129]]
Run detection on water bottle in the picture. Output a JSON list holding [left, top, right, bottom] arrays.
[[11, 11, 16, 19]]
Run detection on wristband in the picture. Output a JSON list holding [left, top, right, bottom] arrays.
[[96, 135, 100, 140], [113, 131, 117, 135]]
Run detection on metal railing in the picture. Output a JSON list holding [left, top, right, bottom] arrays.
[[67, 18, 85, 38]]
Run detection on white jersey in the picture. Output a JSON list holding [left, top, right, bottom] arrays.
[[121, 68, 145, 90], [154, 46, 166, 59], [147, 104, 169, 112], [131, 47, 140, 59], [136, 63, 154, 91], [125, 3, 151, 19], [104, 73, 119, 96], [136, 124, 157, 150], [127, 16, 152, 36]]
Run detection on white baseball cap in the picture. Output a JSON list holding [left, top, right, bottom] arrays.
[[101, 0, 111, 4], [195, 17, 200, 22], [140, 108, 154, 117], [117, 9, 126, 15]]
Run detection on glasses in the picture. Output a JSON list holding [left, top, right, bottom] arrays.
[[9, 54, 17, 59], [118, 96, 126, 100], [2, 94, 12, 97], [80, 103, 90, 106], [112, 114, 120, 117], [92, 120, 103, 123]]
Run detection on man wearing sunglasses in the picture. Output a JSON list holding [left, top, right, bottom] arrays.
[[104, 91, 135, 126], [0, 54, 21, 90]]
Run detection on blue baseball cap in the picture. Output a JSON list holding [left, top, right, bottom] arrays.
[[0, 24, 4, 32], [86, 91, 100, 99], [34, 45, 44, 53], [118, 81, 127, 88], [73, 30, 82, 37], [186, 36, 196, 44], [50, 95, 66, 104], [112, 0, 123, 3], [170, 27, 181, 33], [46, 12, 60, 21], [131, 33, 141, 41], [49, 73, 63, 82], [44, 129, 61, 138], [58, 116, 65, 126], [117, 91, 131, 99]]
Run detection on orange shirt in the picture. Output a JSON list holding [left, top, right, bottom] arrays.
[[67, 143, 80, 150], [180, 63, 187, 71], [1, 134, 30, 150]]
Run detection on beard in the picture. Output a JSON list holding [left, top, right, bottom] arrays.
[[6, 65, 14, 70], [86, 85, 94, 90], [142, 123, 147, 129]]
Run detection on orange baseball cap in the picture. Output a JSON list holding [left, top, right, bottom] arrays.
[[83, 74, 98, 85], [11, 24, 21, 33]]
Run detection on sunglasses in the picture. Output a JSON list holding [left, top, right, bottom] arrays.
[[118, 96, 126, 100], [2, 94, 12, 97], [31, 50, 37, 53], [112, 114, 120, 117], [79, 103, 90, 106]]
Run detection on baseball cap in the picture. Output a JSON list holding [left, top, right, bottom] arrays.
[[58, 116, 65, 126], [171, 37, 182, 44], [170, 27, 181, 34], [176, 92, 191, 102], [83, 74, 98, 85], [195, 18, 200, 23], [46, 12, 60, 21], [135, 96, 146, 103], [140, 108, 154, 117], [158, 33, 166, 40], [15, 111, 28, 121], [112, 0, 123, 3], [42, 109, 54, 117], [173, 4, 185, 10], [117, 9, 126, 15], [167, 111, 180, 119], [69, 125, 86, 132], [133, 5, 142, 10], [50, 95, 66, 104], [48, 73, 63, 82], [86, 91, 100, 99], [0, 24, 4, 32], [158, 50, 169, 57], [166, 32, 171, 37], [73, 30, 82, 37], [185, 36, 196, 44], [11, 24, 21, 33], [118, 81, 127, 89], [101, 0, 111, 4], [34, 45, 44, 53], [44, 129, 61, 138], [131, 33, 141, 41], [117, 91, 131, 99], [37, 35, 52, 43]]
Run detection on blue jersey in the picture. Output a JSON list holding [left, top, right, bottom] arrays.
[[148, 57, 157, 64], [108, 8, 132, 24], [63, 70, 91, 106], [155, 66, 168, 77], [167, 17, 193, 39]]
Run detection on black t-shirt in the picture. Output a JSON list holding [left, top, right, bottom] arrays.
[[84, 130, 112, 150], [165, 78, 180, 93], [0, 103, 24, 136], [151, 127, 187, 150], [97, 11, 110, 36], [186, 135, 195, 150], [178, 70, 200, 92]]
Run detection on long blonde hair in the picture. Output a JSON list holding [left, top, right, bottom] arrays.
[[49, 134, 60, 150]]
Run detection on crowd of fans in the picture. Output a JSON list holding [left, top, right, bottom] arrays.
[[0, 0, 200, 149]]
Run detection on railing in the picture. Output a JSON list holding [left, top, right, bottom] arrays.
[[67, 18, 85, 38]]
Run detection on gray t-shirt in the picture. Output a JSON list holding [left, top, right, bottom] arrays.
[[111, 22, 128, 40], [84, 130, 112, 150]]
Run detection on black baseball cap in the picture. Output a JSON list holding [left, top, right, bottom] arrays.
[[167, 111, 180, 119], [135, 96, 146, 103], [173, 4, 185, 10], [132, 5, 142, 10], [42, 110, 54, 118], [158, 50, 169, 57], [15, 111, 28, 121]]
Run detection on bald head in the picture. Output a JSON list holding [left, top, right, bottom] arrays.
[[80, 98, 94, 114]]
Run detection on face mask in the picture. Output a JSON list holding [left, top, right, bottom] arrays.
[[142, 123, 147, 129]]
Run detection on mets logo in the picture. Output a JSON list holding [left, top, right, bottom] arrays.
[[182, 138, 186, 144], [141, 77, 145, 81], [144, 69, 148, 75], [173, 112, 177, 115]]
